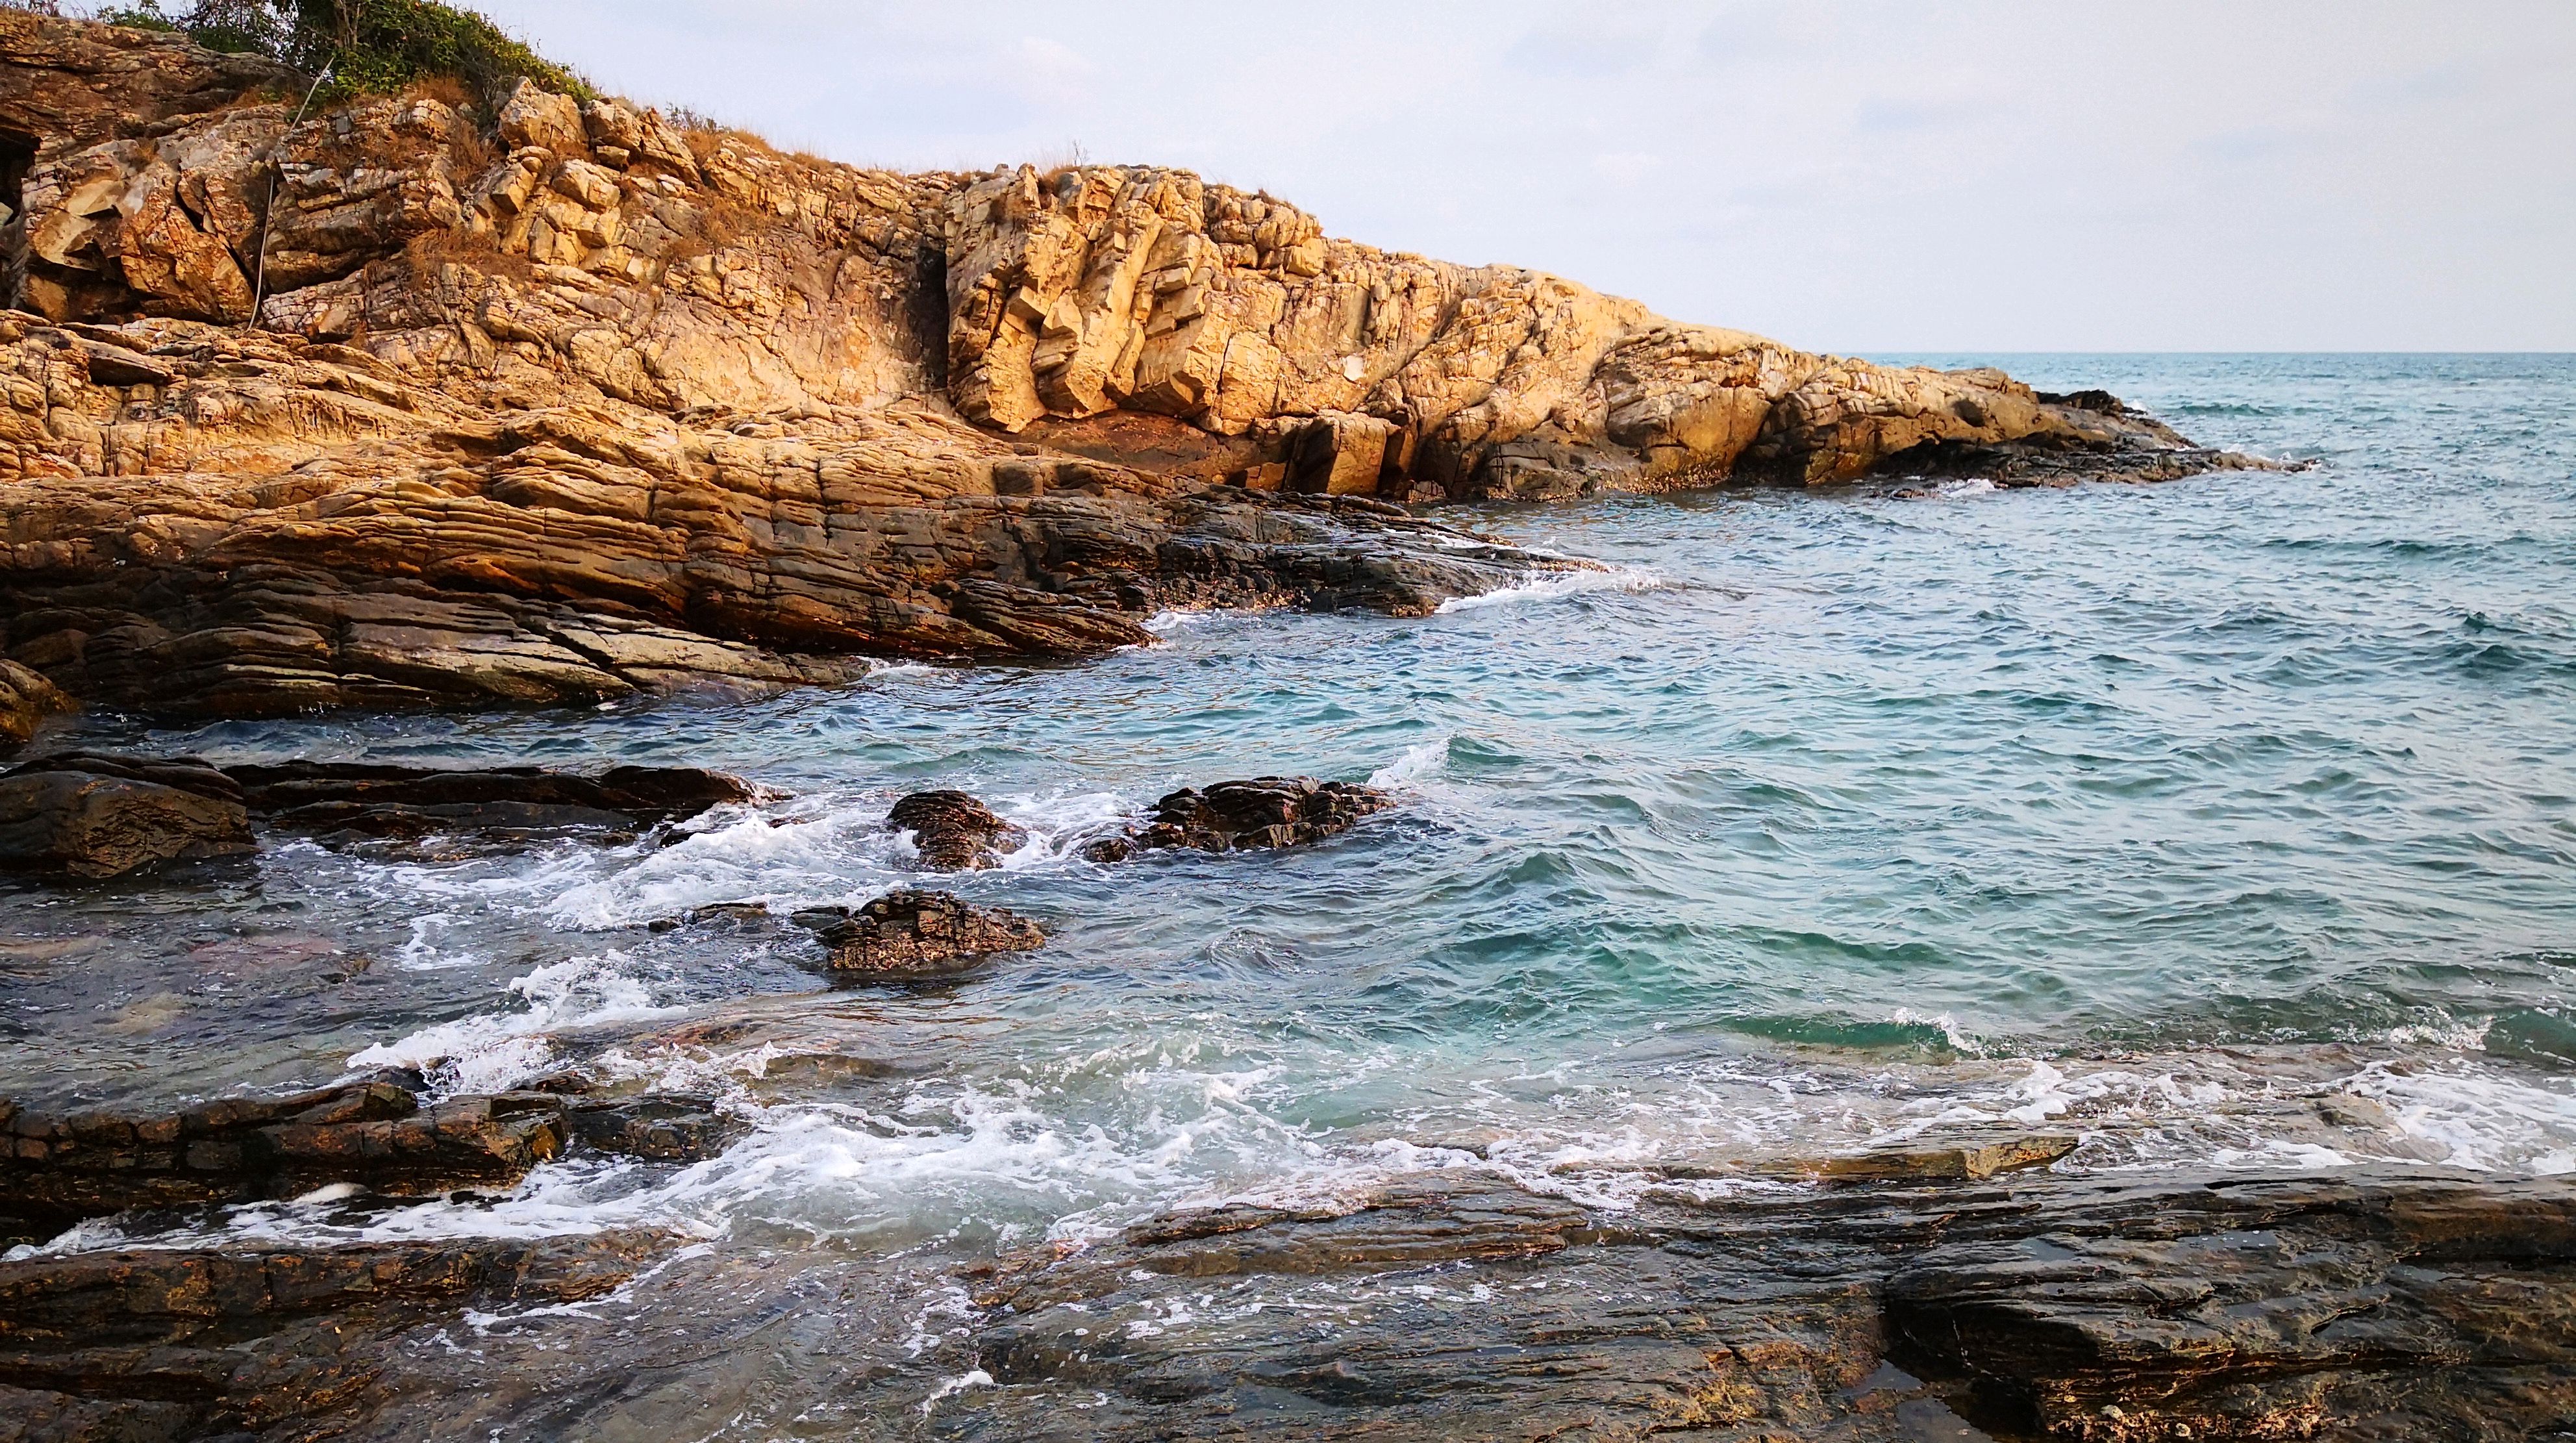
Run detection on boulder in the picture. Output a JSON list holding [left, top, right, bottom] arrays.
[[795, 890, 1044, 979], [0, 755, 253, 877], [494, 78, 586, 155], [886, 788, 1025, 870], [1087, 776, 1393, 859], [0, 660, 74, 748]]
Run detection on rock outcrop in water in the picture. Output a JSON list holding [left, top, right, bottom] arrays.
[[795, 888, 1045, 979], [0, 751, 748, 873], [0, 12, 2256, 722], [888, 788, 1026, 871], [1084, 775, 1394, 860]]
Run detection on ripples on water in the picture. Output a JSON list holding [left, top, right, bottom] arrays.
[[5, 353, 2573, 1257]]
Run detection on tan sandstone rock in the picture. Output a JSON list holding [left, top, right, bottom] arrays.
[[0, 14, 2252, 720]]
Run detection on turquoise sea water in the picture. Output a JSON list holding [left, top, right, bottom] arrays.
[[6, 353, 2573, 1253]]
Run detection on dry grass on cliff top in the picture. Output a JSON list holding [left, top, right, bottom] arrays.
[[75, 0, 591, 102]]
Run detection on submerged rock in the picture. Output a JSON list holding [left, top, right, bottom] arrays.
[[1086, 776, 1394, 860], [797, 889, 1044, 979], [0, 755, 253, 878], [887, 788, 1026, 871]]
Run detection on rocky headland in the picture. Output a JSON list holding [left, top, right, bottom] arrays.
[[0, 8, 2258, 725], [5, 12, 2550, 1443]]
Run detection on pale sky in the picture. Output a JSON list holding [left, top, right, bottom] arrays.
[[467, 0, 2576, 353]]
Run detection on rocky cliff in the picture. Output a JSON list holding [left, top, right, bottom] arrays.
[[0, 12, 2247, 721]]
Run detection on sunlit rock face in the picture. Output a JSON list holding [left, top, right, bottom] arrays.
[[0, 10, 2242, 722]]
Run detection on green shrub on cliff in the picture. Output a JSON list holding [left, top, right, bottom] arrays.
[[89, 0, 590, 100]]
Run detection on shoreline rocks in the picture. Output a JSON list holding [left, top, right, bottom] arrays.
[[0, 755, 253, 877], [0, 1078, 738, 1247], [0, 1231, 666, 1442], [0, 660, 73, 749], [947, 1165, 2576, 1440], [0, 753, 751, 875]]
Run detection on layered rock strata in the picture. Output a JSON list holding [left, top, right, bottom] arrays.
[[0, 13, 2254, 722], [0, 1077, 734, 1246], [941, 1167, 2576, 1440], [0, 1231, 664, 1443], [0, 751, 750, 873], [0, 752, 253, 875]]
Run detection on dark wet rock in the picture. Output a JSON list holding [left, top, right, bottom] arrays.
[[221, 760, 753, 839], [934, 1168, 2576, 1441], [563, 1094, 744, 1163], [0, 753, 753, 868], [0, 660, 75, 751], [797, 889, 1044, 980], [1808, 1129, 2079, 1185], [1085, 776, 1394, 860], [888, 788, 1026, 871], [0, 755, 253, 879], [0, 1081, 567, 1246], [0, 1230, 663, 1443]]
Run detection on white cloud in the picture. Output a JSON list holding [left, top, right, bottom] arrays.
[[465, 0, 2576, 350]]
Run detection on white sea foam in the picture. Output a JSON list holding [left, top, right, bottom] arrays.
[[1368, 736, 1451, 788], [1436, 566, 1664, 613], [2342, 1060, 2576, 1174], [1933, 477, 1998, 497], [1890, 1008, 1984, 1055], [395, 913, 485, 972], [538, 796, 908, 929], [990, 789, 1135, 868], [345, 953, 678, 1093]]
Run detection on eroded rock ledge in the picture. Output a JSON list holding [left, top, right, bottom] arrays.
[[0, 12, 2264, 722]]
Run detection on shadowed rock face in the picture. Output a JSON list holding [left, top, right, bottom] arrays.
[[0, 14, 2259, 722], [0, 752, 750, 874], [0, 754, 253, 877]]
